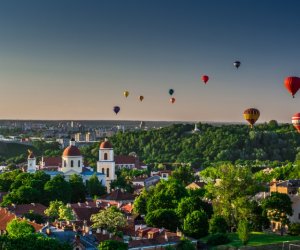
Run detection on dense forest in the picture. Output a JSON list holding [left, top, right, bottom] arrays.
[[106, 121, 300, 168]]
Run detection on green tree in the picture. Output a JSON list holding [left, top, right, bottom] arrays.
[[146, 180, 187, 212], [44, 200, 64, 220], [91, 207, 127, 233], [176, 238, 196, 250], [23, 211, 45, 224], [0, 234, 72, 250], [6, 219, 35, 238], [58, 205, 75, 221], [209, 215, 228, 234], [69, 174, 86, 202], [262, 192, 293, 235], [44, 175, 71, 203], [183, 210, 208, 238], [176, 196, 212, 220], [169, 165, 195, 186], [145, 209, 180, 232], [205, 164, 261, 229], [87, 174, 106, 197], [98, 240, 128, 250], [133, 189, 148, 215], [237, 219, 250, 245]]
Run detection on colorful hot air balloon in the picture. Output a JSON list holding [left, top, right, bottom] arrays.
[[243, 108, 260, 128], [124, 91, 129, 98], [202, 75, 209, 84], [113, 106, 120, 115], [169, 89, 174, 96], [170, 97, 175, 104], [292, 113, 300, 133], [233, 61, 241, 69], [139, 96, 144, 102], [284, 77, 300, 98]]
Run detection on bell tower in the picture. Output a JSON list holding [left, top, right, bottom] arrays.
[[97, 138, 116, 191]]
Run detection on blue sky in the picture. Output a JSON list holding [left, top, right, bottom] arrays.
[[0, 0, 299, 122]]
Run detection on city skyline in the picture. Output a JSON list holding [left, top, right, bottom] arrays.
[[0, 0, 300, 122]]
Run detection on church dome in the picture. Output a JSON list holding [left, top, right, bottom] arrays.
[[62, 145, 81, 157], [100, 138, 112, 149]]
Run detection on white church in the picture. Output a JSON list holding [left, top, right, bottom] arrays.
[[27, 138, 116, 190]]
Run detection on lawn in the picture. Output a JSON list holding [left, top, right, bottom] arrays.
[[202, 232, 300, 249]]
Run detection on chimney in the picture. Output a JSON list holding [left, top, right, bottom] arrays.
[[78, 202, 81, 207], [164, 231, 169, 242]]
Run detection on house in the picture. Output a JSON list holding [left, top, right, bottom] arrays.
[[186, 181, 206, 190], [39, 156, 61, 171], [7, 203, 47, 217], [0, 207, 43, 235], [269, 179, 300, 230], [151, 170, 172, 180], [97, 189, 135, 205], [115, 155, 147, 170]]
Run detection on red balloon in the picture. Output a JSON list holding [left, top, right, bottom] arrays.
[[292, 113, 300, 133], [284, 77, 300, 98], [170, 97, 175, 104], [202, 75, 209, 84]]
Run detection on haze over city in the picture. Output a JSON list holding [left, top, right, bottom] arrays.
[[0, 0, 299, 122]]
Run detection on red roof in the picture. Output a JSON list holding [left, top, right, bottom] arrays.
[[42, 157, 61, 167], [0, 208, 43, 232], [7, 203, 47, 217], [100, 140, 112, 149], [99, 189, 135, 202], [63, 145, 81, 157], [115, 155, 137, 165]]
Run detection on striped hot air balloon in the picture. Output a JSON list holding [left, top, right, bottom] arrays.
[[243, 108, 260, 128], [292, 113, 300, 133]]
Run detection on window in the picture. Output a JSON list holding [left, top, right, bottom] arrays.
[[104, 153, 108, 160], [71, 160, 73, 167], [106, 168, 109, 177], [102, 168, 104, 174], [64, 160, 66, 167], [78, 160, 80, 167]]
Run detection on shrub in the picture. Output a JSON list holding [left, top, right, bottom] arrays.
[[209, 215, 228, 234], [206, 233, 231, 246], [237, 220, 250, 245], [288, 223, 300, 236]]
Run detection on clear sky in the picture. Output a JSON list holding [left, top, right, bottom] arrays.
[[0, 0, 299, 122]]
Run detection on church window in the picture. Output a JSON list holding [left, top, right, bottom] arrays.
[[64, 160, 66, 167], [102, 168, 104, 174], [104, 153, 108, 160], [71, 160, 74, 167], [106, 168, 109, 177], [78, 160, 80, 167]]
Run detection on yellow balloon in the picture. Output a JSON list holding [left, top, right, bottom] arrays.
[[124, 91, 129, 98]]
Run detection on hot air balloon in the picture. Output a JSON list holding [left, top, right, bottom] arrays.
[[170, 97, 175, 104], [113, 106, 120, 115], [169, 89, 174, 96], [233, 61, 241, 69], [284, 77, 300, 98], [124, 91, 129, 98], [139, 96, 144, 102], [243, 108, 260, 128], [202, 75, 209, 84], [292, 113, 300, 133]]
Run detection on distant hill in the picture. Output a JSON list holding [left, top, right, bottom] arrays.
[[0, 142, 36, 159]]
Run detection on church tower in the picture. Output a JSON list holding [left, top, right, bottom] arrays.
[[27, 150, 37, 173], [97, 138, 116, 191], [61, 138, 83, 174]]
